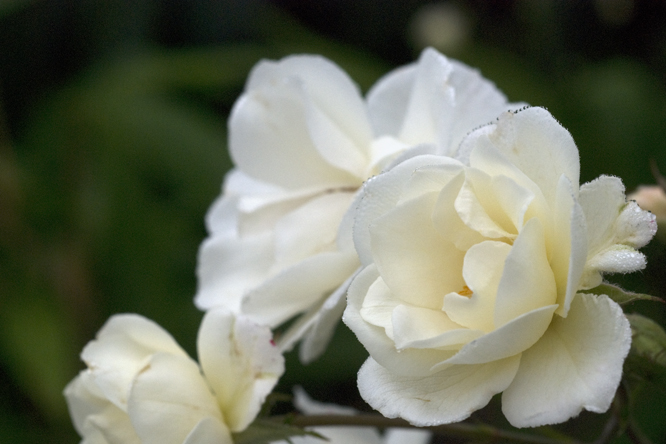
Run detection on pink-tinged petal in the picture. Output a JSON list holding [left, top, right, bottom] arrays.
[[444, 240, 510, 332], [550, 175, 587, 317], [367, 48, 454, 147], [274, 192, 355, 268], [353, 155, 456, 265], [344, 266, 455, 377], [357, 355, 520, 426], [80, 315, 188, 410], [502, 293, 631, 428], [494, 218, 557, 327], [434, 304, 557, 369], [194, 231, 273, 312], [197, 309, 284, 432], [392, 304, 483, 351], [242, 251, 359, 327], [128, 353, 222, 444], [183, 417, 233, 444], [370, 191, 465, 310], [229, 63, 357, 190]]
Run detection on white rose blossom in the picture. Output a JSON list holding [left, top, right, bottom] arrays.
[[343, 107, 657, 428], [64, 309, 284, 444], [195, 47, 518, 362]]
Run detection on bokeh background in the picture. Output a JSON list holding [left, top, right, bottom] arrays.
[[2, 1, 666, 443]]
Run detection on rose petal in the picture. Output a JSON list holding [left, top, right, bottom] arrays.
[[579, 175, 626, 255], [183, 417, 233, 444], [194, 231, 273, 312], [367, 48, 454, 147], [392, 304, 483, 350], [502, 293, 631, 428], [550, 175, 587, 317], [357, 356, 520, 426], [229, 60, 357, 189], [274, 192, 355, 268], [197, 309, 284, 432], [64, 371, 141, 444], [353, 155, 456, 265], [81, 315, 188, 410], [443, 240, 511, 332], [242, 250, 359, 327], [494, 218, 557, 326], [370, 191, 465, 310], [434, 304, 557, 368], [344, 266, 455, 377], [128, 353, 222, 444]]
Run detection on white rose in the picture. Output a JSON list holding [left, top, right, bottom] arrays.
[[343, 107, 656, 428], [195, 47, 517, 362], [64, 309, 284, 444]]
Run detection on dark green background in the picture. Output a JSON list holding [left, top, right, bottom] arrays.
[[1, 1, 665, 443]]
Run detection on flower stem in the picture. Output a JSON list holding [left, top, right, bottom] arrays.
[[283, 414, 584, 444]]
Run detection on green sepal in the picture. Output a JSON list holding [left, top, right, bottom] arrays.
[[232, 418, 326, 444], [624, 314, 666, 392], [582, 283, 663, 306]]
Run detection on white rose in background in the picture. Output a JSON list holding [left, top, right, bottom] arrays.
[[195, 47, 517, 363], [64, 309, 284, 444], [344, 107, 656, 427]]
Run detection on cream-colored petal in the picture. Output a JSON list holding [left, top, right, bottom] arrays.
[[229, 64, 356, 189], [64, 371, 141, 444], [80, 315, 188, 410], [455, 173, 514, 239], [183, 417, 233, 444], [353, 155, 456, 265], [197, 309, 284, 432], [550, 175, 587, 317], [392, 304, 483, 350], [579, 175, 626, 256], [367, 48, 454, 147], [613, 200, 657, 249], [494, 218, 557, 327], [274, 192, 355, 268], [357, 355, 520, 426], [434, 304, 557, 368], [194, 231, 273, 312], [502, 293, 631, 428], [432, 171, 485, 250], [371, 192, 465, 309], [468, 107, 580, 204], [360, 276, 402, 339], [128, 353, 222, 444], [446, 59, 512, 155], [344, 266, 455, 377], [443, 240, 511, 332], [586, 245, 647, 274], [242, 251, 359, 327]]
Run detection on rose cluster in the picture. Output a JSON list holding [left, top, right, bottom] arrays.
[[66, 47, 657, 443]]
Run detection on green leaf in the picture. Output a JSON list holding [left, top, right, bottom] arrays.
[[582, 283, 664, 306], [232, 419, 326, 444], [624, 314, 666, 391]]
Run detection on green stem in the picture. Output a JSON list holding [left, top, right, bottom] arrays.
[[283, 414, 583, 444]]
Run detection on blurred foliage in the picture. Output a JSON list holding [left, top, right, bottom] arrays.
[[1, 1, 666, 443]]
